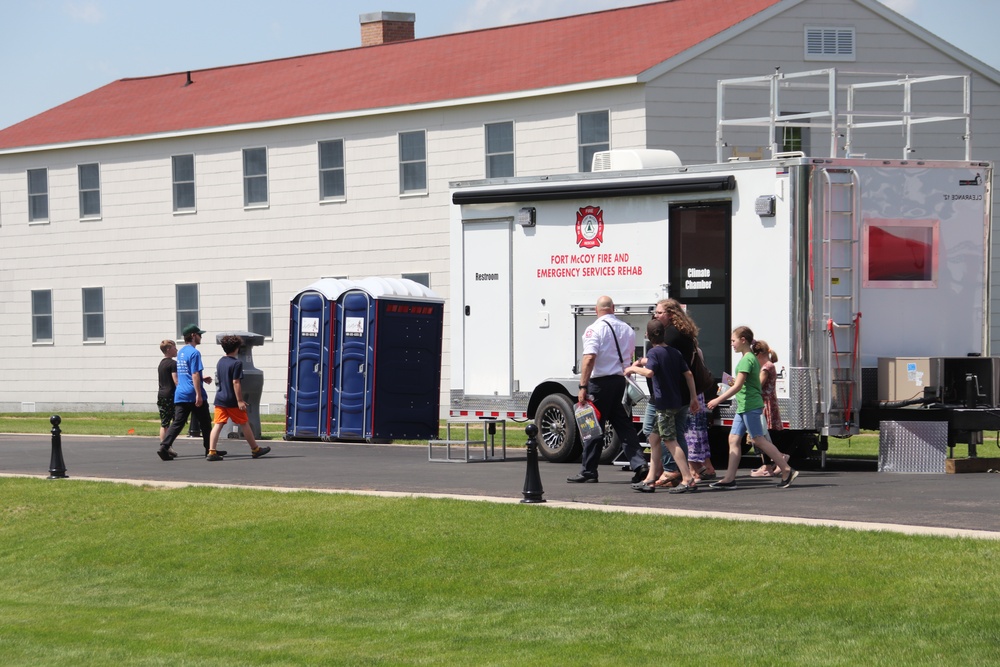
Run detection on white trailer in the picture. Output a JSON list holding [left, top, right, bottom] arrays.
[[449, 153, 992, 463]]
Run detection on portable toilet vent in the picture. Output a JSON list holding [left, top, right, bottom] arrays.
[[285, 277, 444, 442]]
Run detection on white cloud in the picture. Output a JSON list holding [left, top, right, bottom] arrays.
[[64, 1, 104, 24]]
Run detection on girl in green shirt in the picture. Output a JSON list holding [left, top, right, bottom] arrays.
[[707, 326, 798, 489]]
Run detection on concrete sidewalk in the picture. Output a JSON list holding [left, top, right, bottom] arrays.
[[2, 433, 998, 539]]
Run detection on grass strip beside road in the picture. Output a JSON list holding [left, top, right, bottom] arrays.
[[1, 477, 998, 666]]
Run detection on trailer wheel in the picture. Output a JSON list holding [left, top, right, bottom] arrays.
[[535, 393, 581, 462]]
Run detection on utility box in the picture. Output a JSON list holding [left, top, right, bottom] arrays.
[[285, 277, 444, 442], [215, 331, 265, 439], [878, 357, 935, 402]]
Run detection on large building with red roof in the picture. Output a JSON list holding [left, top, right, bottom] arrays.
[[0, 0, 998, 412]]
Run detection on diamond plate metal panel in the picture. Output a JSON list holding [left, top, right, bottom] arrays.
[[878, 420, 947, 473], [786, 366, 818, 430]]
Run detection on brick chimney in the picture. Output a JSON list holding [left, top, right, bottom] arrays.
[[360, 12, 415, 46]]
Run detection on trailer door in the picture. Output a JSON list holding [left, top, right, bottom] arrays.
[[668, 203, 732, 379], [462, 218, 512, 396]]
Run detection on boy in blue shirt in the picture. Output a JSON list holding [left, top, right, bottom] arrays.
[[157, 324, 221, 460], [625, 318, 700, 493]]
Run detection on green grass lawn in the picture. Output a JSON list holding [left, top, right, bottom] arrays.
[[1, 477, 997, 666]]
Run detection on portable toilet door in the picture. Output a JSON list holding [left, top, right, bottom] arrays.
[[286, 289, 334, 439], [334, 289, 375, 438]]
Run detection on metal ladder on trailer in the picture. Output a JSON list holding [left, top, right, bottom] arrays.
[[818, 168, 862, 440]]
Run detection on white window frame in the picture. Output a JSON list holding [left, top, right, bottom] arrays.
[[78, 163, 101, 219], [243, 147, 269, 207], [862, 218, 940, 289], [485, 121, 515, 178], [318, 139, 346, 201], [31, 289, 53, 344], [28, 168, 49, 223], [578, 111, 610, 172], [805, 26, 856, 62], [398, 130, 427, 194], [246, 280, 273, 339], [82, 287, 105, 343], [172, 154, 196, 213], [176, 283, 200, 338]]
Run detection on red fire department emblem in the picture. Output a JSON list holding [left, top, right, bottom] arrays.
[[576, 206, 604, 249]]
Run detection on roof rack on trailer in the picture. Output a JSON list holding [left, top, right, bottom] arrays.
[[715, 67, 972, 162]]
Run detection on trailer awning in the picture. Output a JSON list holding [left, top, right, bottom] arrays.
[[452, 175, 736, 204]]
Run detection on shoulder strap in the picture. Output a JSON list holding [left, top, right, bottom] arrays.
[[603, 320, 625, 366]]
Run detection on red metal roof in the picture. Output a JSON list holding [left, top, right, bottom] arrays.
[[0, 0, 782, 150]]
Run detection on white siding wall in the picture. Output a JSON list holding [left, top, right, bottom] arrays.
[[0, 86, 646, 411]]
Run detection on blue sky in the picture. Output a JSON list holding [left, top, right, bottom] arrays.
[[1, 0, 998, 130]]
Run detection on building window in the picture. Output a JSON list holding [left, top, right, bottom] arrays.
[[399, 130, 427, 193], [402, 272, 430, 288], [776, 112, 810, 155], [172, 154, 196, 211], [82, 287, 105, 342], [578, 111, 609, 172], [78, 163, 101, 218], [805, 27, 855, 61], [318, 140, 345, 200], [243, 147, 268, 206], [31, 289, 53, 343], [28, 168, 48, 222], [247, 280, 272, 338], [176, 284, 199, 338], [485, 122, 514, 178]]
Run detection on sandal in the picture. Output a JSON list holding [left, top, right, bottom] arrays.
[[696, 467, 717, 480]]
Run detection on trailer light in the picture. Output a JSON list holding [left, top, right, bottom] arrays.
[[755, 195, 776, 217], [517, 206, 536, 227]]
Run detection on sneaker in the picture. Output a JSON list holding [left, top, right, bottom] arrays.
[[777, 469, 799, 489], [252, 445, 271, 459], [566, 473, 599, 483], [166, 448, 179, 459], [204, 449, 227, 458], [206, 451, 225, 461], [709, 480, 737, 490]]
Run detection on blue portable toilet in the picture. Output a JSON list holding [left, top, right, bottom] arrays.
[[285, 277, 444, 442]]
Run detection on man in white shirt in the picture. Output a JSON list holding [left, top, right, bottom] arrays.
[[568, 295, 648, 483]]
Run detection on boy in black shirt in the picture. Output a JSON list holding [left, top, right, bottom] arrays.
[[206, 335, 270, 461], [625, 319, 700, 493]]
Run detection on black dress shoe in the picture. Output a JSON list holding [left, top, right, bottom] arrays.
[[566, 473, 599, 483], [631, 465, 650, 484], [156, 448, 172, 461]]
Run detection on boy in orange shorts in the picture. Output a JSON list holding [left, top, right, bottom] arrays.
[[206, 334, 270, 461]]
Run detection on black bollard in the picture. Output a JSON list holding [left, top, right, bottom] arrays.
[[47, 415, 68, 479], [521, 424, 545, 504]]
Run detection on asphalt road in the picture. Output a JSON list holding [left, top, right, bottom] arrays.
[[2, 432, 998, 538]]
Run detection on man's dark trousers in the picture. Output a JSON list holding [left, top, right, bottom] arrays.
[[580, 374, 645, 475]]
